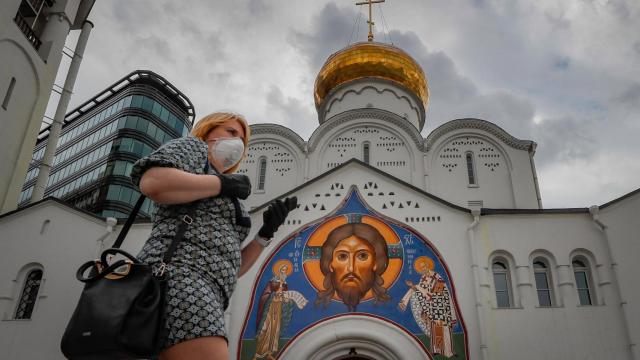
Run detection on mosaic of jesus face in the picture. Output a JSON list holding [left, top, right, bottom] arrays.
[[330, 235, 376, 298], [317, 223, 390, 311]]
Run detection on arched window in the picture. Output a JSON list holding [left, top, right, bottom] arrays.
[[492, 260, 512, 308], [257, 157, 267, 191], [363, 142, 370, 164], [14, 269, 43, 319], [572, 258, 593, 306], [533, 259, 554, 307], [465, 152, 477, 186]]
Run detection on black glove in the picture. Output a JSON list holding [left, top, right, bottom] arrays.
[[258, 196, 297, 239], [216, 174, 251, 200]]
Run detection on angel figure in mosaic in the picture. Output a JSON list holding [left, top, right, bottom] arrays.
[[399, 256, 457, 358], [254, 260, 308, 360]]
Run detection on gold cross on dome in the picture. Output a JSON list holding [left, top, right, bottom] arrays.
[[355, 0, 385, 42]]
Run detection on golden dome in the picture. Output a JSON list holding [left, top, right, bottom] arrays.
[[314, 42, 429, 110]]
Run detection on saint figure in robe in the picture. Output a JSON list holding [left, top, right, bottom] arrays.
[[254, 260, 308, 360], [399, 256, 457, 358]]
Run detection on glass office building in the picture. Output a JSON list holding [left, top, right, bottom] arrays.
[[19, 70, 195, 218]]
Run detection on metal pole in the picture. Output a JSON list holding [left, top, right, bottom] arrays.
[[590, 206, 637, 360], [31, 20, 93, 202], [467, 209, 488, 360]]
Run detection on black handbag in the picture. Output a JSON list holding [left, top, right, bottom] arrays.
[[60, 195, 196, 359]]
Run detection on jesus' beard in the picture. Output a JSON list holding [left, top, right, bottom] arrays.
[[332, 273, 375, 311]]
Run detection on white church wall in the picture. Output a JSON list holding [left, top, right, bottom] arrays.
[[429, 132, 516, 209], [426, 122, 540, 209], [0, 202, 107, 360], [0, 200, 156, 360], [0, 174, 635, 359], [321, 81, 423, 130], [228, 162, 481, 359], [478, 212, 630, 359], [508, 146, 540, 209], [241, 135, 304, 208], [600, 191, 640, 358], [309, 117, 422, 185]]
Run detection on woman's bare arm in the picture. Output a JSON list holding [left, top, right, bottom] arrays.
[[238, 240, 265, 277], [138, 167, 222, 204]]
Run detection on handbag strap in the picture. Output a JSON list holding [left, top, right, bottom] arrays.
[[111, 194, 146, 249], [162, 205, 197, 264], [108, 194, 198, 276]]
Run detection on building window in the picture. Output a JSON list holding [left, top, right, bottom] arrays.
[[257, 157, 267, 191], [572, 258, 593, 306], [14, 0, 53, 50], [466, 152, 477, 186], [533, 259, 553, 307], [2, 77, 16, 110], [363, 142, 370, 164], [14, 269, 43, 319], [492, 260, 512, 308]]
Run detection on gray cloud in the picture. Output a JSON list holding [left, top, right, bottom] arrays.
[[132, 36, 174, 63], [605, 0, 633, 21], [289, 2, 357, 72], [56, 0, 638, 207], [386, 29, 536, 136], [265, 86, 317, 131], [552, 57, 570, 71], [544, 8, 571, 30], [612, 82, 640, 110], [248, 0, 270, 16], [287, 3, 609, 197], [531, 116, 599, 164]]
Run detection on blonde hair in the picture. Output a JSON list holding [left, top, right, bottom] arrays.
[[191, 112, 251, 173]]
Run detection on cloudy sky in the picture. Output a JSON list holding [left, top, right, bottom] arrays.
[[49, 0, 640, 208]]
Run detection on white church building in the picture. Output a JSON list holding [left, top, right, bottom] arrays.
[[0, 39, 638, 360]]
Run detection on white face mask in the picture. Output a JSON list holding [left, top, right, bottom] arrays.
[[208, 137, 245, 172]]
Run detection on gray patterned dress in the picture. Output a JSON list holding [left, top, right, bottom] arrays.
[[130, 136, 251, 348]]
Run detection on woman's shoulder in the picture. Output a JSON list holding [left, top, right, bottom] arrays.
[[161, 135, 207, 153], [130, 136, 209, 186]]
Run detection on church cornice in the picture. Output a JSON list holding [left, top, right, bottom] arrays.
[[425, 118, 536, 151], [249, 123, 307, 153], [308, 108, 426, 152]]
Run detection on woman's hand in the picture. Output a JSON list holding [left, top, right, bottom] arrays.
[[258, 197, 297, 239], [238, 196, 297, 277], [216, 174, 251, 200]]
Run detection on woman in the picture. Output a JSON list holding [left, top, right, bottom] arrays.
[[130, 112, 293, 360]]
